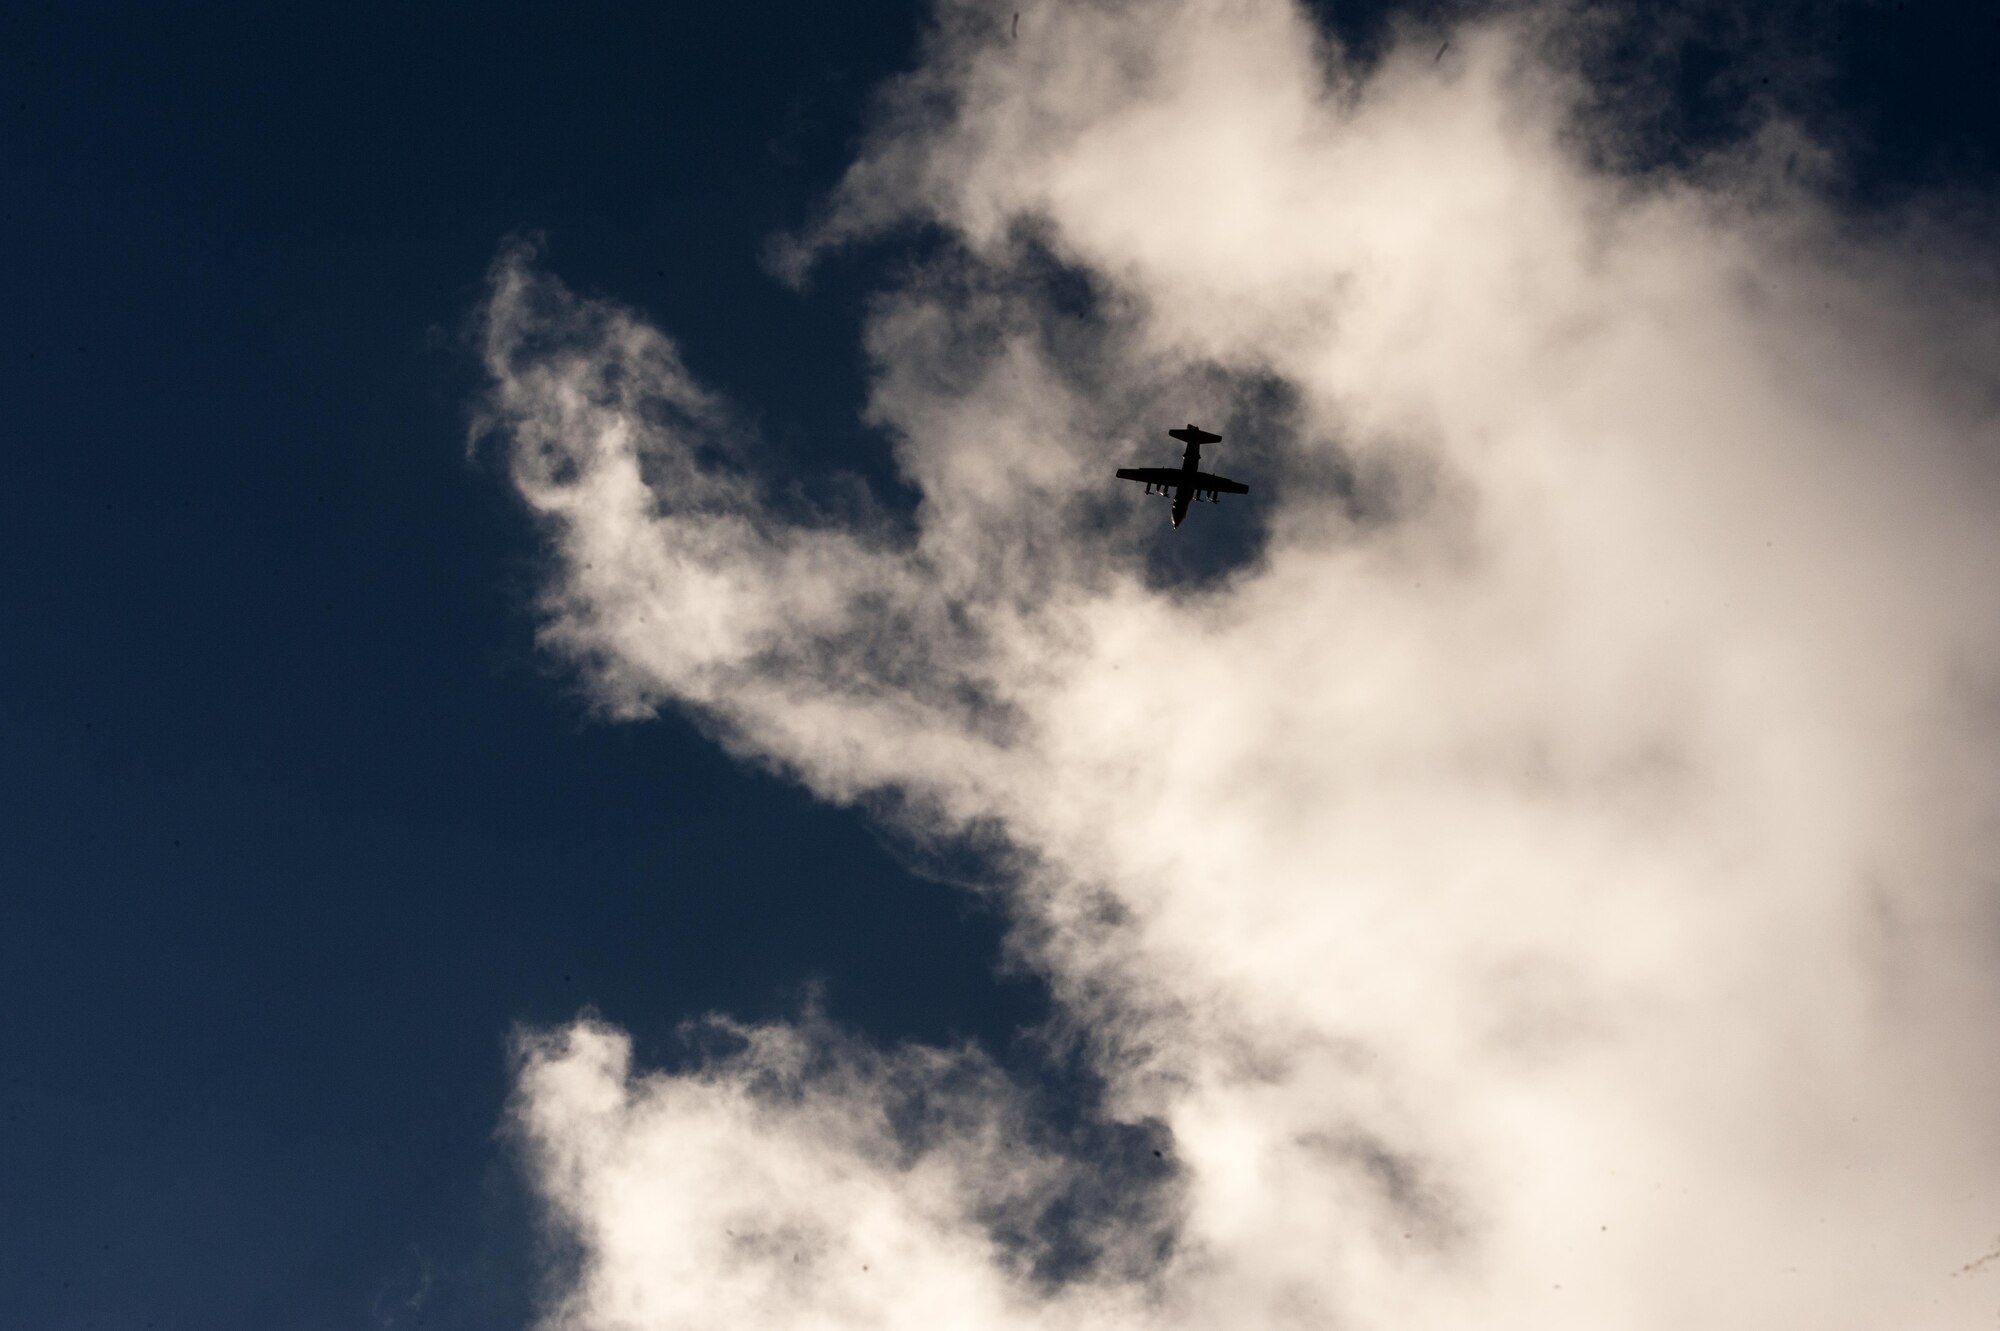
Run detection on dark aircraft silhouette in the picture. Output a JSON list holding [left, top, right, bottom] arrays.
[[1116, 424, 1249, 527]]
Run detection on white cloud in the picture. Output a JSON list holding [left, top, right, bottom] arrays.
[[482, 2, 2000, 1326]]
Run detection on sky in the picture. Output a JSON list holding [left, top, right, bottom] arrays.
[[6, 2, 2000, 1330]]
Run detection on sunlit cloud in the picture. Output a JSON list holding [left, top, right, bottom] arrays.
[[481, 2, 2000, 1326]]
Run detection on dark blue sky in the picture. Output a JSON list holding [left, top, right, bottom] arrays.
[[3, 3, 1993, 1329]]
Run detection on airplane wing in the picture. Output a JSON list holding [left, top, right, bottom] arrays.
[[1189, 470, 1249, 495], [1116, 468, 1185, 486]]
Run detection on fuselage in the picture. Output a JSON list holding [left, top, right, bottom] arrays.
[[1169, 437, 1202, 527]]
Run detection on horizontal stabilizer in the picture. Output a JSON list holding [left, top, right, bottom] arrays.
[[1168, 424, 1221, 445]]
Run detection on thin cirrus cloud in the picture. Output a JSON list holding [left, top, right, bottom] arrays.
[[477, 1, 2000, 1327]]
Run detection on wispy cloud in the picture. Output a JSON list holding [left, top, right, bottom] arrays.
[[480, 2, 2000, 1326]]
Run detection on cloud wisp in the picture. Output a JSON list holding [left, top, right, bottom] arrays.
[[480, 2, 2000, 1326]]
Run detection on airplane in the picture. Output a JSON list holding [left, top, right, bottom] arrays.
[[1115, 424, 1249, 527]]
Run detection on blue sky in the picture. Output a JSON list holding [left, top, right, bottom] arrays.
[[5, 4, 1999, 1330], [3, 6, 1028, 1327]]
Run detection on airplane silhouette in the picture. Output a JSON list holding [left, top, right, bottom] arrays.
[[1115, 424, 1249, 527]]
